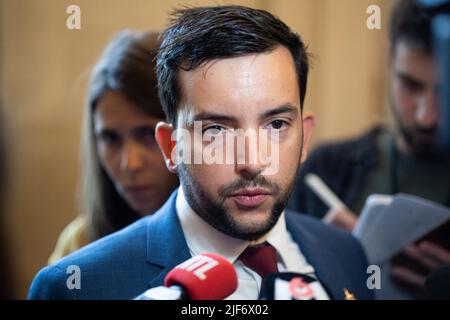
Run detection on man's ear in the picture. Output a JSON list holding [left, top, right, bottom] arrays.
[[155, 122, 177, 173], [300, 111, 315, 164]]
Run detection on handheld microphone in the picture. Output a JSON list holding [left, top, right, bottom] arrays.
[[135, 253, 238, 300], [259, 272, 328, 300], [425, 264, 450, 300]]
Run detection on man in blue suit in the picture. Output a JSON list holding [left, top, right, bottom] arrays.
[[29, 5, 374, 300]]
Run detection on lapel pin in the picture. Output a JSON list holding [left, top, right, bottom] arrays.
[[343, 288, 356, 300]]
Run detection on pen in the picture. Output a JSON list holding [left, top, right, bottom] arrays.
[[304, 173, 348, 224]]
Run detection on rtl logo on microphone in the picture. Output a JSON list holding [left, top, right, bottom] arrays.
[[175, 254, 219, 280], [164, 253, 238, 300]]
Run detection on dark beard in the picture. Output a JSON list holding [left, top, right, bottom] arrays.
[[390, 102, 439, 158], [178, 163, 298, 241], [397, 121, 440, 158]]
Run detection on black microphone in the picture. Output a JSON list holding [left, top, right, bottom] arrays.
[[259, 272, 328, 300], [425, 264, 450, 300], [134, 253, 238, 300]]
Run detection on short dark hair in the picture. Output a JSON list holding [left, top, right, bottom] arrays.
[[156, 5, 310, 125], [389, 0, 450, 55]]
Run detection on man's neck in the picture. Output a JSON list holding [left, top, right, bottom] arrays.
[[392, 129, 450, 162], [393, 129, 412, 156]]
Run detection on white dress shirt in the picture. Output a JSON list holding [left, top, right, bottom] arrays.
[[175, 185, 329, 300]]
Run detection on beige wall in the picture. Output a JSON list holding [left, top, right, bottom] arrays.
[[264, 0, 392, 143], [1, 0, 392, 298]]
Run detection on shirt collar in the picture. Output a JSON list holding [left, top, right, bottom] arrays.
[[176, 185, 289, 266]]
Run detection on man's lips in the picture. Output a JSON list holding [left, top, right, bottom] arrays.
[[230, 188, 272, 197], [229, 188, 272, 208]]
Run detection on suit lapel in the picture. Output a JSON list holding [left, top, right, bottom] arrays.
[[146, 189, 192, 288], [285, 212, 350, 300]]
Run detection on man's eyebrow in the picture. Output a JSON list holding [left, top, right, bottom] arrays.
[[192, 112, 238, 123], [259, 104, 299, 121], [396, 72, 424, 88], [190, 104, 299, 125]]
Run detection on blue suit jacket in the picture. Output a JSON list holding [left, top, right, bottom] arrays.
[[28, 190, 374, 300]]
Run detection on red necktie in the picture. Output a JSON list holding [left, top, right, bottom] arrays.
[[239, 242, 279, 278]]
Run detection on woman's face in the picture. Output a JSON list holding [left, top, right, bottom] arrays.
[[94, 91, 178, 215]]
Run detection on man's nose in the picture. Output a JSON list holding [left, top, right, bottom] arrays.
[[416, 90, 438, 128], [234, 132, 270, 179]]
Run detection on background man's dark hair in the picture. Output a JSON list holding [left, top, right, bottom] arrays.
[[156, 5, 310, 125], [390, 0, 450, 55]]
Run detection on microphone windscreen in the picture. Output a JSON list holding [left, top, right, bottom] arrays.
[[425, 264, 450, 300], [165, 253, 238, 300], [260, 272, 327, 300]]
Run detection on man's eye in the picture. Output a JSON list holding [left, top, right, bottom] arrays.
[[401, 78, 423, 93], [203, 125, 226, 135], [267, 120, 287, 130]]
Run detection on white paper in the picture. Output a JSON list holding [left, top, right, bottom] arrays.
[[353, 193, 450, 300]]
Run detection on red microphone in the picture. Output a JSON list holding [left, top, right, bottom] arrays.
[[134, 253, 238, 300]]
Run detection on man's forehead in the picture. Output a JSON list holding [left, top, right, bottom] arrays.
[[393, 41, 435, 65], [393, 42, 437, 80], [178, 47, 298, 91], [176, 46, 300, 125]]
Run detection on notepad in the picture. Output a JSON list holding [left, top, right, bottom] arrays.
[[353, 193, 450, 300]]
